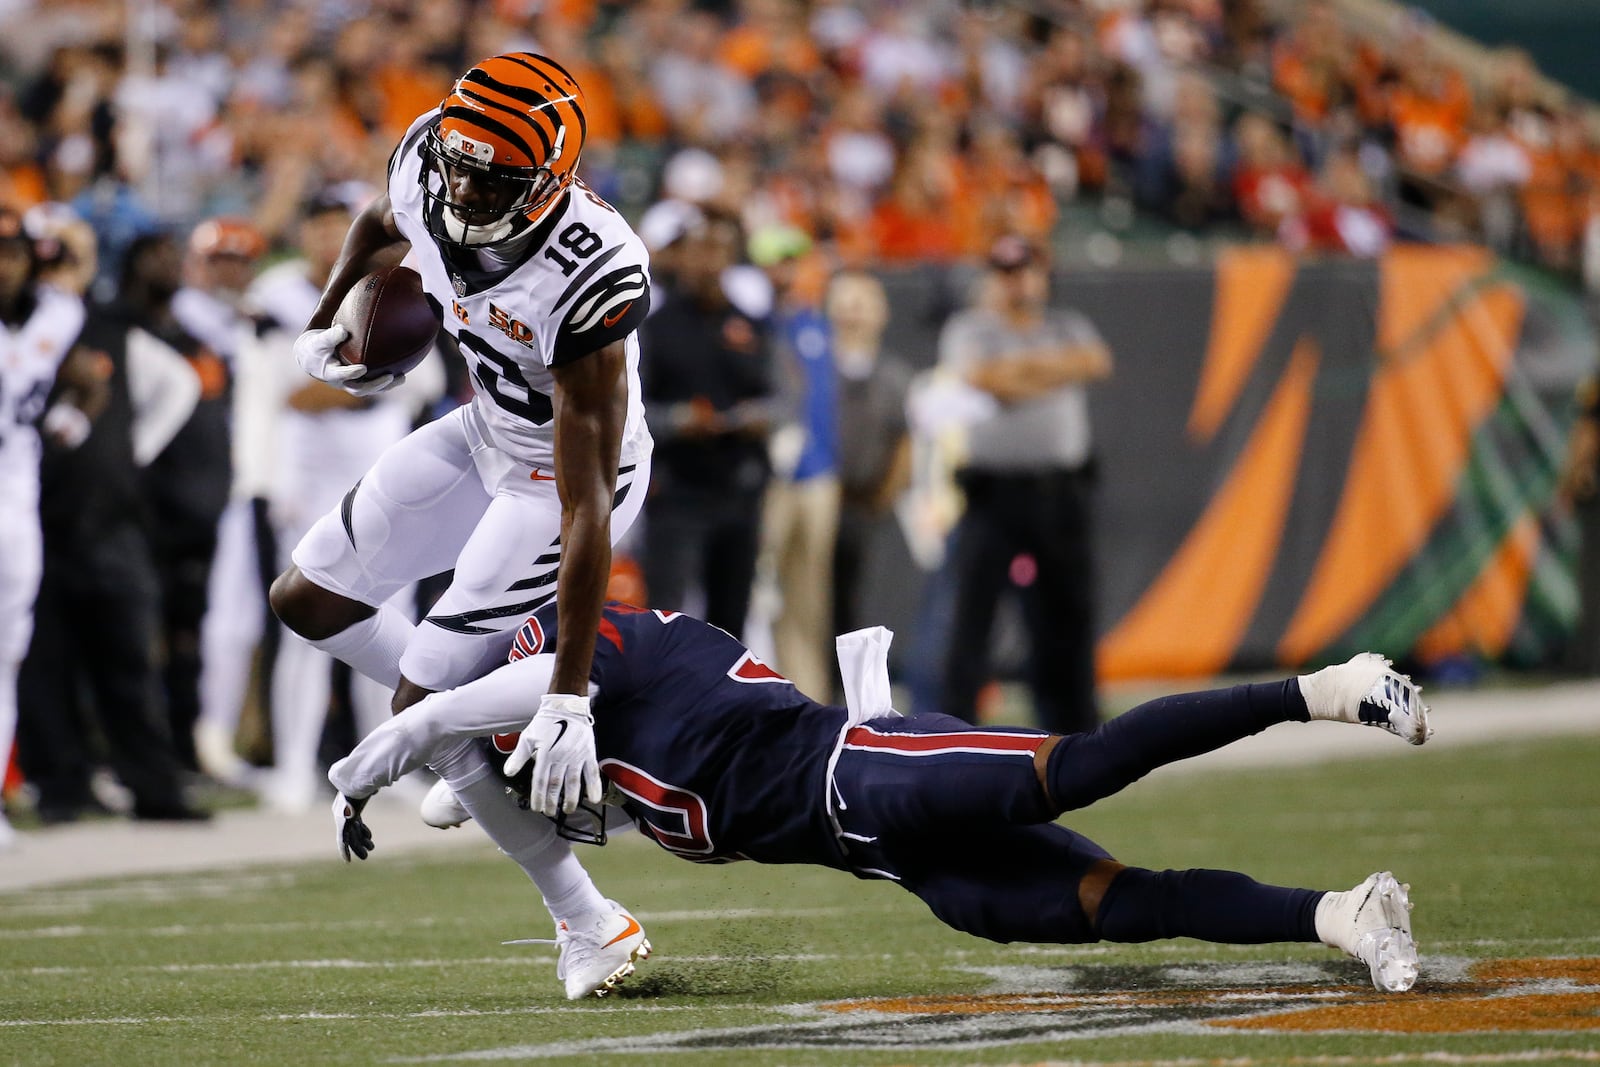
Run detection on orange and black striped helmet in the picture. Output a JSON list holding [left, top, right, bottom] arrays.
[[420, 53, 587, 247], [188, 216, 267, 260]]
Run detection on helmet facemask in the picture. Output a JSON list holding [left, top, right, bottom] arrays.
[[420, 122, 571, 248]]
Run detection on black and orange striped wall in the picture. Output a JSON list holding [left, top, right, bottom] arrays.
[[870, 247, 1587, 680]]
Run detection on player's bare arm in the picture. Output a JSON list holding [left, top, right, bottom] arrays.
[[503, 338, 628, 816], [547, 338, 628, 699]]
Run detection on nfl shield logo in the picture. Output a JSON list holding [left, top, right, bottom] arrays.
[[452, 274, 467, 297]]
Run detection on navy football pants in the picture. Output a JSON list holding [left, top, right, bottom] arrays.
[[830, 680, 1319, 946]]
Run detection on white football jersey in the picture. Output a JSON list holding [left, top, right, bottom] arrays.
[[388, 110, 652, 469], [0, 286, 86, 506]]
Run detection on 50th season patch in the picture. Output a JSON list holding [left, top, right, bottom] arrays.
[[400, 957, 1600, 1061]]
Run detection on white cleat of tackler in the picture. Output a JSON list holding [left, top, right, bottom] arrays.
[[1301, 652, 1432, 745], [1316, 871, 1419, 993]]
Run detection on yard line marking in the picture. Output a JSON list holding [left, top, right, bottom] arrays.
[[0, 917, 466, 940], [0, 1005, 760, 1029], [0, 924, 89, 939], [12, 953, 840, 976], [10, 872, 295, 898], [0, 906, 881, 939]]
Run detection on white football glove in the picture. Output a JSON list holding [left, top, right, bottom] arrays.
[[332, 793, 374, 862], [292, 324, 405, 397], [503, 693, 601, 817]]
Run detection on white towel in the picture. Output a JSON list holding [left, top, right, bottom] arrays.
[[835, 626, 899, 727]]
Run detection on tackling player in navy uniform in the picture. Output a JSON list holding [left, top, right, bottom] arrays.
[[331, 602, 1433, 995], [267, 54, 651, 999]]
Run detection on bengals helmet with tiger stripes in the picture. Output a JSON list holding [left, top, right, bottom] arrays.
[[420, 52, 588, 248]]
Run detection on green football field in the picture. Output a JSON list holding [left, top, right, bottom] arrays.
[[4, 734, 1599, 1067]]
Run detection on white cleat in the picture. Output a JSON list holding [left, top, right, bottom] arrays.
[[555, 900, 652, 1000], [1299, 652, 1432, 745], [419, 779, 471, 829], [1316, 871, 1419, 992]]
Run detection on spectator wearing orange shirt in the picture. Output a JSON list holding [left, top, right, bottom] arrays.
[[593, 32, 671, 143], [371, 21, 454, 143], [958, 119, 1058, 257], [1271, 0, 1353, 128], [1386, 47, 1472, 180], [719, 0, 823, 82], [870, 132, 962, 264], [1518, 106, 1600, 272], [0, 95, 48, 210]]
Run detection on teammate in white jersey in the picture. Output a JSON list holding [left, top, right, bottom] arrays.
[[0, 206, 102, 847], [176, 217, 269, 785], [267, 54, 654, 997]]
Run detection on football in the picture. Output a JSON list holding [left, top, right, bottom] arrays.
[[332, 264, 440, 379]]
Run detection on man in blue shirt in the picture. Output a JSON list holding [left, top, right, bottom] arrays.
[[751, 225, 839, 699]]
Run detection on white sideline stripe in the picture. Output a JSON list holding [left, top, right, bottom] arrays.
[[14, 953, 839, 977]]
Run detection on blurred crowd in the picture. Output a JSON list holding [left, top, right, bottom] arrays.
[[3, 0, 1599, 835], [2, 0, 1598, 284]]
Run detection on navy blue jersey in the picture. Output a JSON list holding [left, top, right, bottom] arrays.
[[512, 603, 850, 867]]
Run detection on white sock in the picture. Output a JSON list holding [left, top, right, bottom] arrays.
[[309, 604, 414, 690], [349, 670, 396, 739], [197, 624, 257, 736], [430, 739, 608, 924], [1297, 653, 1383, 723], [1313, 887, 1345, 949], [270, 636, 332, 788]]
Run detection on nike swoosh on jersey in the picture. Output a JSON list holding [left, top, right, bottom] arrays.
[[601, 301, 634, 329], [603, 914, 643, 948], [530, 468, 557, 481]]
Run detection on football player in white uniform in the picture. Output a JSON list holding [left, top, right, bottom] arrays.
[[176, 217, 269, 785], [268, 54, 653, 997], [0, 206, 103, 847]]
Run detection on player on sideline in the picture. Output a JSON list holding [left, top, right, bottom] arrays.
[[0, 206, 104, 848], [330, 602, 1432, 995], [267, 54, 653, 997]]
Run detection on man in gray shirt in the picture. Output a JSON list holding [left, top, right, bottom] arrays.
[[935, 234, 1112, 733]]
